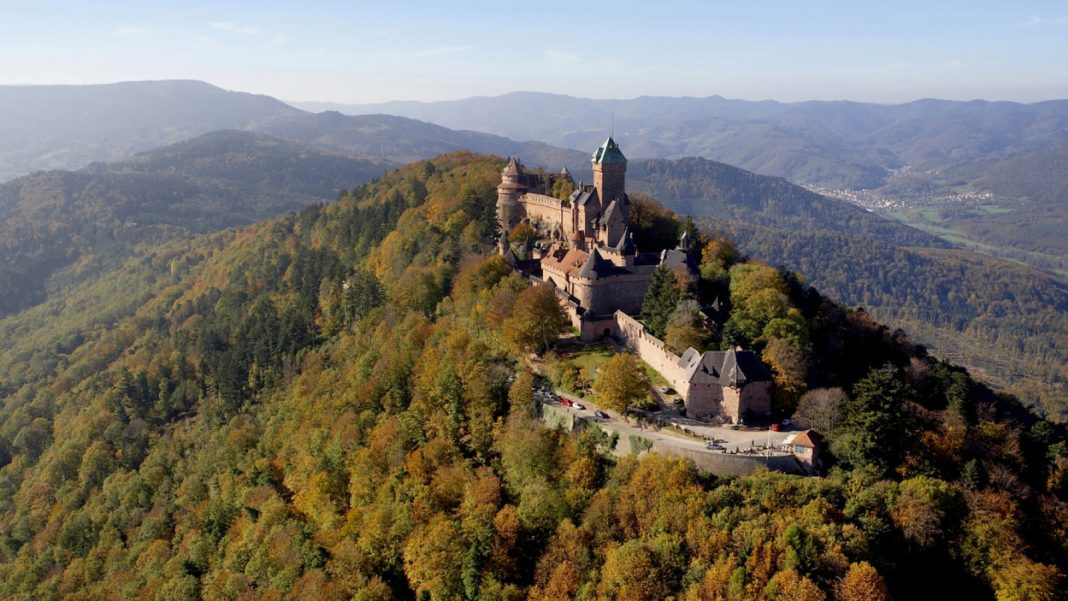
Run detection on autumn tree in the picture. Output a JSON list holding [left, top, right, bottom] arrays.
[[627, 193, 680, 251], [502, 283, 570, 354], [664, 299, 708, 353], [793, 388, 847, 435], [891, 476, 956, 549], [594, 354, 650, 412], [552, 178, 575, 200], [701, 236, 740, 276], [763, 338, 808, 414], [509, 222, 537, 247], [835, 562, 889, 601]]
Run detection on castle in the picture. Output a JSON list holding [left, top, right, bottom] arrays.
[[498, 137, 772, 423]]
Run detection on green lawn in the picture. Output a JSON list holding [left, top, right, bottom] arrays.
[[567, 344, 614, 377], [640, 360, 671, 387]]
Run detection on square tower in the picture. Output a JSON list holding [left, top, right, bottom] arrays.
[[592, 137, 627, 210]]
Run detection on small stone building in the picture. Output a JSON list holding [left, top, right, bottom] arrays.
[[783, 430, 823, 474], [677, 348, 773, 422]]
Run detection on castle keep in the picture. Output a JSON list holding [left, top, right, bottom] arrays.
[[499, 137, 771, 423]]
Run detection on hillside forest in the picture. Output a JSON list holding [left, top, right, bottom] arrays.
[[0, 154, 1065, 600]]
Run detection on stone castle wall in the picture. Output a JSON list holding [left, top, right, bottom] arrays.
[[584, 273, 653, 315], [613, 312, 688, 388], [518, 193, 573, 234], [684, 382, 726, 418]]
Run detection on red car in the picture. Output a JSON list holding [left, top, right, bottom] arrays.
[[770, 423, 781, 432], [560, 398, 573, 407]]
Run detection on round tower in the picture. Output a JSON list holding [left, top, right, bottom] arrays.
[[496, 157, 525, 230]]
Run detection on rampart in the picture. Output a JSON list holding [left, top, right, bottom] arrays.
[[613, 311, 687, 389]]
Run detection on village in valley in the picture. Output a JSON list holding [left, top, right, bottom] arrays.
[[495, 137, 823, 475]]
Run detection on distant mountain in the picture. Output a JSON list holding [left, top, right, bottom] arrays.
[[0, 80, 301, 181], [944, 140, 1068, 205], [311, 92, 1068, 189], [0, 81, 586, 183], [627, 157, 946, 248], [877, 140, 1068, 268], [251, 111, 587, 172], [0, 130, 393, 316]]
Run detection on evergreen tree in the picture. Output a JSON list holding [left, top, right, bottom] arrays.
[[642, 266, 681, 338], [831, 364, 910, 475]]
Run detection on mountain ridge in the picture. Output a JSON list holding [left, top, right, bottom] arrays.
[[306, 90, 1068, 189], [0, 80, 587, 183]]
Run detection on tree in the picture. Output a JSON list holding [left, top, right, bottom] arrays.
[[627, 194, 680, 251], [664, 300, 707, 354], [764, 568, 825, 601], [642, 266, 681, 338], [891, 476, 955, 549], [792, 388, 847, 435], [831, 364, 909, 474], [594, 354, 650, 412], [508, 371, 536, 417], [701, 236, 739, 274], [835, 562, 889, 601], [552, 179, 575, 201], [762, 338, 808, 414], [509, 223, 537, 247], [502, 284, 570, 354]]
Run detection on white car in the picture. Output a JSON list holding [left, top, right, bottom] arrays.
[[572, 402, 586, 410]]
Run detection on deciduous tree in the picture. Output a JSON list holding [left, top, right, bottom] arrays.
[[594, 354, 650, 412]]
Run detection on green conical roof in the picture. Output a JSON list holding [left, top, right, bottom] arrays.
[[592, 137, 627, 165]]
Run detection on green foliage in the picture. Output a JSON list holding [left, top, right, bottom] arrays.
[[641, 266, 681, 339], [628, 435, 653, 455], [707, 220, 1068, 420], [832, 365, 910, 475], [593, 354, 650, 413], [0, 152, 1064, 601]]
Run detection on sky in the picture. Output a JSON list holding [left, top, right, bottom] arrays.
[[2, 0, 1067, 104]]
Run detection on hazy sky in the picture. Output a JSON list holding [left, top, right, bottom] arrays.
[[2, 0, 1067, 104]]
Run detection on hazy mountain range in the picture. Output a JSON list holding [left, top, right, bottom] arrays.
[[300, 91, 1068, 190], [0, 81, 585, 183]]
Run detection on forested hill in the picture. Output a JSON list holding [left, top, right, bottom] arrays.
[[0, 80, 586, 183], [619, 156, 1068, 418], [0, 130, 393, 317], [953, 140, 1068, 205], [705, 220, 1068, 420], [251, 110, 587, 172], [628, 157, 947, 248], [0, 80, 301, 181], [0, 152, 1065, 600]]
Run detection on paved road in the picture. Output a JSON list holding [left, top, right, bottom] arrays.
[[549, 391, 794, 456]]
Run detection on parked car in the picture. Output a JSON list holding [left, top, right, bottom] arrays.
[[560, 398, 572, 407], [572, 402, 585, 410], [657, 386, 676, 394], [594, 410, 609, 419], [705, 441, 725, 450], [770, 423, 781, 432]]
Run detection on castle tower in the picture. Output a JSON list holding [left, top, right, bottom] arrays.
[[496, 157, 525, 230], [592, 137, 627, 211]]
